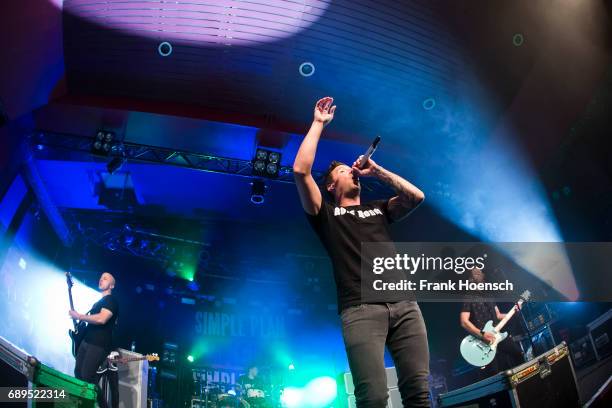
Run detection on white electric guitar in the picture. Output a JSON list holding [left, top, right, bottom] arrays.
[[460, 290, 530, 367]]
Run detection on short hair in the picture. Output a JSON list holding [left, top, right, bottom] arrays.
[[321, 161, 346, 200]]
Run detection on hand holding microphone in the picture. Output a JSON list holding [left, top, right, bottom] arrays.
[[352, 136, 381, 177]]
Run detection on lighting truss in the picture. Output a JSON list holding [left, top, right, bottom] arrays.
[[31, 130, 391, 193]]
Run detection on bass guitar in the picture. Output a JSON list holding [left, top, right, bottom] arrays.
[[66, 272, 88, 357], [97, 352, 160, 374]]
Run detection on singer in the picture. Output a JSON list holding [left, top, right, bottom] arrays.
[[293, 96, 430, 407]]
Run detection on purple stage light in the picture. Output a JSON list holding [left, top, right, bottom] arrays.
[[60, 1, 330, 46]]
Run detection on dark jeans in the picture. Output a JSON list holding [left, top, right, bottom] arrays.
[[75, 340, 108, 383], [341, 301, 430, 408], [98, 368, 120, 408], [480, 337, 524, 379]]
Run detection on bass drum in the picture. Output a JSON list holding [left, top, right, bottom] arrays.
[[246, 389, 265, 398], [217, 394, 250, 408], [245, 397, 272, 408]]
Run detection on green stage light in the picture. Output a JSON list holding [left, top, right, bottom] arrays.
[[304, 376, 337, 406], [288, 363, 295, 370], [187, 355, 194, 363], [280, 387, 303, 407]]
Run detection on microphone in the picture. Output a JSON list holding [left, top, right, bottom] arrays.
[[358, 135, 381, 169]]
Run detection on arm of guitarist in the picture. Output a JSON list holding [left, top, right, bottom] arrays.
[[460, 312, 495, 345], [69, 308, 113, 325]]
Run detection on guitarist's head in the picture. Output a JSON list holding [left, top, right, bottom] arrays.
[[469, 267, 485, 283], [98, 272, 116, 294]]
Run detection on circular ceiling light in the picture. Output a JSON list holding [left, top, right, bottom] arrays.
[[299, 62, 315, 77], [158, 41, 173, 57], [512, 34, 524, 47], [422, 98, 436, 110]]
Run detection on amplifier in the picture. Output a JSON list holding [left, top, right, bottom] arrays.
[[569, 334, 596, 369], [346, 388, 402, 408], [588, 308, 612, 361], [341, 366, 398, 394], [339, 367, 402, 408], [117, 348, 149, 408], [439, 342, 580, 408]]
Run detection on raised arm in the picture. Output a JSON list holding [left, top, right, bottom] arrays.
[[352, 158, 425, 222], [293, 97, 336, 215]]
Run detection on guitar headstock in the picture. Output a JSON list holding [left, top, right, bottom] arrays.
[[146, 353, 160, 362], [66, 272, 74, 288], [520, 290, 531, 302]]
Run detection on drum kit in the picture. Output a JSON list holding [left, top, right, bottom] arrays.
[[192, 378, 280, 408]]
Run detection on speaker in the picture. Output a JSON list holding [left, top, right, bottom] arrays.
[[588, 308, 612, 361], [117, 348, 149, 408], [346, 388, 402, 408], [342, 366, 398, 394], [340, 367, 402, 408]]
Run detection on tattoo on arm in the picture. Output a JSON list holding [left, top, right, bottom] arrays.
[[374, 166, 424, 221]]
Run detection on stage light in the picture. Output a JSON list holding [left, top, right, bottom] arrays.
[[266, 162, 278, 175], [19, 257, 27, 270], [0, 248, 101, 375], [426, 123, 578, 299], [123, 234, 135, 246], [280, 387, 303, 407], [92, 130, 116, 156], [60, 2, 329, 45], [252, 147, 281, 178], [254, 160, 266, 173], [256, 149, 268, 161], [268, 151, 280, 163], [304, 376, 337, 406], [250, 179, 266, 205], [288, 363, 295, 370], [187, 355, 194, 363]]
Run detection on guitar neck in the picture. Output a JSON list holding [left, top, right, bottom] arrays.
[[68, 288, 76, 311], [111, 356, 151, 364], [494, 299, 524, 332], [66, 280, 78, 330]]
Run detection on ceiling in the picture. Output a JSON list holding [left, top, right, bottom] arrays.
[[2, 0, 612, 247]]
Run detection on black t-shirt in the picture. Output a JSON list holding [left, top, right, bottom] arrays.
[[461, 301, 497, 331], [238, 374, 264, 391], [307, 198, 397, 312], [84, 294, 119, 351]]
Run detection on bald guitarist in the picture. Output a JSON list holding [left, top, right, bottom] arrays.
[[68, 272, 119, 384]]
